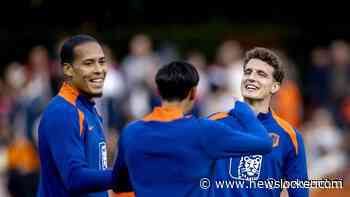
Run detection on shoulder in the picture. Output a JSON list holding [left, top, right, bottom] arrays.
[[39, 96, 84, 138], [40, 96, 81, 129], [198, 116, 231, 132], [119, 120, 157, 147], [120, 120, 147, 136], [124, 120, 144, 129], [44, 96, 76, 116], [271, 112, 301, 155]]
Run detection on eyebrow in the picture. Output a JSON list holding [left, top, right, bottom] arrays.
[[244, 68, 252, 72], [82, 56, 105, 62], [257, 70, 267, 74], [82, 58, 95, 62]]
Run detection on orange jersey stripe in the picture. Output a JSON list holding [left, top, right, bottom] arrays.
[[208, 112, 229, 120], [111, 192, 135, 197], [78, 109, 85, 136], [272, 111, 298, 155]]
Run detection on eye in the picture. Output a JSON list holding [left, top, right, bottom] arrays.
[[83, 60, 94, 66], [99, 59, 106, 65], [257, 71, 268, 78], [244, 69, 252, 75]]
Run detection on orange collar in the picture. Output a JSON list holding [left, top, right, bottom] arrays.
[[58, 82, 80, 106], [143, 106, 184, 122]]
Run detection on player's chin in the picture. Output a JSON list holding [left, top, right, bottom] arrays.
[[87, 88, 104, 98], [91, 92, 103, 98], [242, 91, 261, 100]]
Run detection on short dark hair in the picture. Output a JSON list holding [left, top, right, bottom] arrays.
[[60, 34, 98, 65], [155, 61, 199, 101], [243, 47, 284, 83]]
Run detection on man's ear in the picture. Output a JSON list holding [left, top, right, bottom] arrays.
[[63, 63, 74, 78], [189, 87, 197, 101], [271, 82, 280, 94]]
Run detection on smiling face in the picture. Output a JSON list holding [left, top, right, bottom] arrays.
[[65, 42, 107, 98], [241, 58, 280, 101]]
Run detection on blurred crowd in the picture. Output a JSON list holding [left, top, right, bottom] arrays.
[[0, 34, 350, 196]]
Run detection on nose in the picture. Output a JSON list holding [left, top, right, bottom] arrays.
[[246, 73, 256, 83], [94, 62, 106, 74]]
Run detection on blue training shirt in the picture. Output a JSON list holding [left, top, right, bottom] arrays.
[[210, 109, 308, 197], [113, 101, 273, 197], [37, 83, 114, 197]]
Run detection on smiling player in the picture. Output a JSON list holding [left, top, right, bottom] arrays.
[[37, 35, 116, 197], [211, 47, 308, 197]]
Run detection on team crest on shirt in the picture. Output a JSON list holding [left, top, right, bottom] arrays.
[[269, 133, 280, 148], [99, 142, 108, 170], [235, 155, 263, 180]]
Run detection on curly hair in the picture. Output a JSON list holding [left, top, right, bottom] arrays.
[[243, 47, 284, 83]]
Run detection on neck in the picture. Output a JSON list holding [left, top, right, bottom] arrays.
[[161, 100, 188, 113], [64, 81, 96, 102], [244, 97, 270, 114]]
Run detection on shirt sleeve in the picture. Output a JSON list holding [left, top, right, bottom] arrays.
[[200, 101, 273, 159], [285, 131, 309, 197], [112, 131, 133, 193], [229, 101, 271, 140], [41, 105, 113, 193]]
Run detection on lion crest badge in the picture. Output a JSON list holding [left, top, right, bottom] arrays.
[[237, 155, 263, 180]]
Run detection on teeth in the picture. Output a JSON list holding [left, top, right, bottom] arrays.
[[91, 79, 103, 82], [246, 84, 258, 90]]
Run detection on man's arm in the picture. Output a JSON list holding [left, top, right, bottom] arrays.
[[42, 105, 114, 193], [201, 101, 273, 159], [285, 131, 309, 197], [112, 132, 134, 196], [228, 101, 272, 140]]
